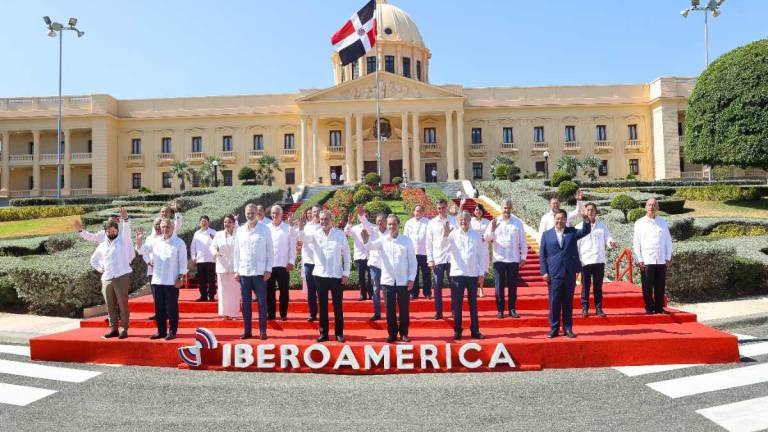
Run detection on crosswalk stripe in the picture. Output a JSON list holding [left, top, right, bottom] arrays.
[[0, 383, 57, 406], [647, 363, 768, 399], [613, 364, 700, 377], [739, 341, 768, 358], [732, 333, 758, 341], [0, 345, 30, 357], [0, 359, 101, 383], [696, 395, 768, 432]]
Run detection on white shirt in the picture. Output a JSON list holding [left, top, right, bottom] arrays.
[[576, 220, 615, 265], [139, 231, 162, 276], [257, 216, 272, 226], [556, 229, 564, 248], [268, 221, 297, 269], [191, 227, 217, 263], [484, 215, 528, 263], [89, 220, 135, 282], [345, 216, 374, 261], [301, 221, 320, 265], [209, 230, 236, 273], [633, 215, 673, 265], [365, 225, 388, 269], [426, 215, 458, 265], [80, 218, 132, 243], [148, 235, 188, 286], [538, 201, 583, 236], [446, 228, 485, 277], [233, 222, 274, 276], [367, 234, 417, 286], [404, 216, 430, 255], [301, 226, 351, 279]]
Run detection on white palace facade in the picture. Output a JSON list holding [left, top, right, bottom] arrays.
[[0, 1, 715, 198]]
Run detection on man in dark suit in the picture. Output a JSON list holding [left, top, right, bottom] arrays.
[[539, 207, 591, 338]]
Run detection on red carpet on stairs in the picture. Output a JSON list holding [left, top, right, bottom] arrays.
[[30, 248, 740, 374]]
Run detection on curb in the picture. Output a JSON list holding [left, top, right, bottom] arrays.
[[703, 313, 768, 329]]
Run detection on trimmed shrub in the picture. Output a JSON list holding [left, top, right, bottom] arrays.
[[364, 172, 382, 186], [669, 217, 695, 241], [391, 176, 403, 185], [401, 187, 437, 218], [0, 205, 85, 222], [353, 189, 375, 205], [0, 275, 20, 307], [0, 237, 48, 257], [425, 187, 449, 204], [550, 170, 572, 187], [627, 207, 645, 223], [294, 190, 334, 220], [556, 180, 578, 203], [709, 223, 768, 238], [657, 198, 686, 214], [45, 234, 77, 253], [364, 200, 392, 217], [611, 194, 639, 223], [9, 196, 117, 207], [673, 184, 760, 201], [172, 197, 202, 213], [238, 166, 257, 182], [582, 179, 762, 188]]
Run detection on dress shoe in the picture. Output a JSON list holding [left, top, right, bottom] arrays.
[[195, 297, 206, 302], [453, 332, 462, 341], [316, 335, 329, 342], [581, 307, 589, 318], [401, 335, 411, 343], [386, 336, 396, 343], [471, 333, 486, 340], [433, 314, 443, 320], [240, 332, 252, 340], [259, 333, 267, 340], [496, 312, 504, 319], [358, 296, 365, 301], [509, 310, 520, 318], [645, 310, 655, 315], [335, 335, 345, 343], [102, 330, 119, 339], [118, 329, 128, 339], [547, 330, 558, 338], [267, 316, 276, 321], [657, 309, 670, 314], [307, 316, 316, 322], [165, 332, 177, 341], [425, 295, 433, 300], [149, 333, 166, 340], [369, 315, 380, 321], [280, 316, 288, 322], [595, 308, 607, 317], [208, 297, 216, 302], [564, 330, 577, 338], [148, 315, 156, 321]]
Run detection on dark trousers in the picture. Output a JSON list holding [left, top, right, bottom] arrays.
[[451, 276, 480, 335], [548, 274, 577, 333], [411, 255, 432, 299], [493, 261, 519, 313], [384, 284, 410, 338], [304, 263, 318, 319], [355, 259, 372, 299], [581, 263, 605, 309], [433, 263, 451, 317], [641, 264, 667, 313], [267, 266, 290, 319], [152, 284, 179, 336], [196, 262, 216, 300], [241, 275, 267, 335], [316, 276, 344, 337]]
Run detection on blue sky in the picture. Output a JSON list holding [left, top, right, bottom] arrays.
[[1, 0, 766, 99]]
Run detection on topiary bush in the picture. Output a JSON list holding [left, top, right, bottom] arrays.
[[364, 172, 382, 186], [0, 205, 85, 222], [353, 189, 375, 205], [709, 223, 768, 238], [673, 184, 760, 201], [364, 200, 392, 217], [669, 217, 695, 241], [0, 275, 20, 307], [391, 176, 403, 185], [657, 198, 686, 214], [557, 180, 579, 203], [627, 207, 645, 223], [611, 194, 639, 223], [550, 170, 573, 187]]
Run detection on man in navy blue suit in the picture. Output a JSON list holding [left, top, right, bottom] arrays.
[[539, 207, 591, 338]]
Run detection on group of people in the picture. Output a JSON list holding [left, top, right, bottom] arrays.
[[81, 187, 672, 344]]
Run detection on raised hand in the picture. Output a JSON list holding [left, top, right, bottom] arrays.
[[119, 206, 128, 220], [135, 227, 145, 246], [73, 218, 83, 231], [357, 206, 365, 217], [491, 218, 498, 232], [575, 188, 583, 201], [443, 221, 451, 237], [347, 212, 354, 225]]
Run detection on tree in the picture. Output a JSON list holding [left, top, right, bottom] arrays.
[[580, 154, 601, 182], [256, 155, 282, 186], [195, 155, 224, 187], [490, 154, 521, 181], [684, 39, 768, 170], [557, 155, 580, 177], [550, 170, 572, 187], [493, 164, 510, 180], [238, 166, 257, 184], [611, 194, 639, 223], [170, 160, 193, 192], [557, 180, 579, 203]]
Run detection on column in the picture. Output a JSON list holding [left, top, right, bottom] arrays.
[[412, 113, 421, 182], [445, 111, 454, 182], [356, 114, 364, 182], [32, 130, 40, 195], [63, 129, 71, 195], [1, 130, 10, 195], [400, 112, 409, 180], [311, 114, 319, 184], [300, 116, 308, 185], [344, 114, 353, 184], [651, 102, 682, 180], [456, 110, 466, 180]]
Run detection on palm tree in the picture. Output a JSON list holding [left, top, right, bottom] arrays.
[[256, 155, 282, 186], [170, 160, 193, 192], [197, 155, 224, 187]]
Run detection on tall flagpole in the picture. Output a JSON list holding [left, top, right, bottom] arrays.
[[375, 1, 382, 177]]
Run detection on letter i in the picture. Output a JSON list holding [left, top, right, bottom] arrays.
[[222, 343, 232, 368]]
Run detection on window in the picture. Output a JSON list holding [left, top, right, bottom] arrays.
[[285, 168, 296, 185], [28, 176, 34, 190], [629, 159, 639, 175], [162, 172, 172, 188], [535, 161, 546, 174], [599, 160, 608, 176], [161, 137, 172, 153], [423, 127, 436, 144], [472, 163, 483, 180], [28, 142, 33, 154], [596, 125, 607, 141], [192, 171, 200, 188], [222, 135, 233, 151], [59, 174, 64, 189], [222, 170, 233, 186], [59, 140, 65, 154], [384, 55, 395, 73], [471, 128, 482, 144], [87, 139, 92, 153], [678, 121, 685, 137], [416, 60, 422, 81], [565, 125, 576, 142], [351, 61, 359, 80], [503, 127, 514, 144], [402, 57, 411, 78], [253, 134, 263, 150], [191, 136, 202, 152], [131, 173, 141, 189], [131, 138, 141, 155], [366, 56, 377, 74], [329, 130, 342, 147], [284, 133, 295, 150], [628, 124, 638, 140], [534, 126, 545, 143], [88, 174, 92, 189]]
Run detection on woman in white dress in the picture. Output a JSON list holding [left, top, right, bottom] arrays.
[[470, 204, 490, 298], [210, 214, 240, 319]]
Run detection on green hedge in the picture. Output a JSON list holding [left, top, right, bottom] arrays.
[[582, 179, 763, 188], [657, 198, 686, 214], [0, 205, 85, 222], [673, 184, 761, 201], [425, 187, 449, 203], [9, 196, 117, 207], [294, 190, 335, 220]]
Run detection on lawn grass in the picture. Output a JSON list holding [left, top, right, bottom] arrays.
[[0, 215, 80, 239], [682, 198, 768, 219]]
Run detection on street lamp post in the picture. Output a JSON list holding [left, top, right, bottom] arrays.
[[212, 160, 219, 187], [43, 16, 84, 202], [543, 151, 550, 179]]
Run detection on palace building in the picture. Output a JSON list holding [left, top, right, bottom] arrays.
[[0, 1, 710, 198]]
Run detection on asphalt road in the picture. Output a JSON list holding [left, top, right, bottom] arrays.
[[0, 319, 766, 432]]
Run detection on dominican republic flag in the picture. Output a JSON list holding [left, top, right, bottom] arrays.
[[331, 0, 377, 66]]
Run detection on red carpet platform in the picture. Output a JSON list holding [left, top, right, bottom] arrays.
[[30, 249, 741, 373]]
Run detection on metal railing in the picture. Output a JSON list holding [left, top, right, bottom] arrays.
[[614, 247, 634, 283]]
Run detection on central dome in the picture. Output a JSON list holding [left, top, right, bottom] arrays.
[[377, 1, 425, 48]]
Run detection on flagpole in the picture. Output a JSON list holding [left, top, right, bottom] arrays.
[[375, 1, 382, 178]]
